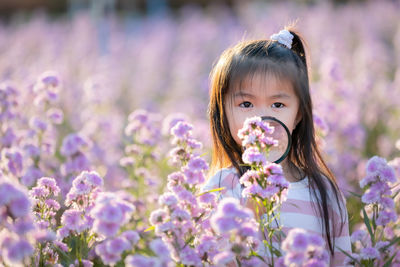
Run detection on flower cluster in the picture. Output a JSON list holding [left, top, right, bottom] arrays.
[[238, 117, 277, 149], [240, 164, 289, 202], [237, 116, 290, 264], [360, 156, 397, 225], [343, 155, 400, 266], [90, 192, 140, 264], [0, 181, 35, 266], [91, 192, 135, 237], [0, 83, 18, 126], [29, 177, 61, 265], [169, 120, 202, 164], [60, 133, 92, 177], [279, 228, 329, 267], [125, 109, 162, 146], [146, 120, 218, 266], [32, 71, 61, 107], [210, 197, 263, 266], [125, 238, 171, 266], [0, 147, 23, 178], [30, 177, 60, 228]]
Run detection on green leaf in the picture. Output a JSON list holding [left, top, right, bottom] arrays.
[[144, 225, 155, 232], [196, 187, 225, 196], [347, 190, 362, 198], [382, 236, 400, 250], [362, 207, 375, 244], [336, 246, 360, 265], [383, 253, 396, 267]]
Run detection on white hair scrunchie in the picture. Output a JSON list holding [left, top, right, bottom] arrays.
[[270, 29, 294, 49]]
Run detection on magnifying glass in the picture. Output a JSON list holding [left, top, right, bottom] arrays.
[[260, 116, 292, 164]]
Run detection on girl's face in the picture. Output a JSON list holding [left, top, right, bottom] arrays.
[[225, 73, 302, 147]]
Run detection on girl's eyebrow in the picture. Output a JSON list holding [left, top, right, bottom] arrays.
[[233, 91, 255, 98], [270, 93, 291, 99], [233, 91, 292, 99]]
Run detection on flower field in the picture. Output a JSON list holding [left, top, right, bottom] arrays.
[[0, 1, 400, 266]]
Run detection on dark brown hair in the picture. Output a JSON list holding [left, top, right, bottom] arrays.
[[207, 26, 345, 255]]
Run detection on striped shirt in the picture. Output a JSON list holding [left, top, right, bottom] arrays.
[[201, 167, 352, 267]]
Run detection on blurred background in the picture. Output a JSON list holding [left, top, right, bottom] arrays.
[[0, 0, 399, 210]]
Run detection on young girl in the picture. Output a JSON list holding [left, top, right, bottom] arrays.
[[202, 26, 352, 266]]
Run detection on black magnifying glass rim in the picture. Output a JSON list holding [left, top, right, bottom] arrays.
[[260, 116, 292, 164]]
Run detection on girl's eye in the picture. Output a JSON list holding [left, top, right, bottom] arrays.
[[272, 102, 285, 108], [239, 101, 253, 108]]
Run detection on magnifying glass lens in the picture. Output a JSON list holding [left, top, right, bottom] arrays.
[[261, 116, 291, 164]]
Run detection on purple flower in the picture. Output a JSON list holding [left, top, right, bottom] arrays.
[[39, 71, 60, 87], [183, 168, 205, 184], [187, 156, 208, 171], [92, 204, 123, 223], [171, 121, 193, 140], [149, 238, 171, 261], [360, 247, 380, 260], [8, 193, 31, 218], [128, 109, 149, 124], [171, 208, 191, 222], [125, 255, 160, 267], [0, 182, 19, 205], [95, 242, 122, 265], [361, 188, 380, 204], [82, 171, 104, 187], [155, 221, 174, 235], [2, 148, 23, 176], [180, 246, 202, 266], [93, 221, 120, 237], [21, 167, 43, 187], [38, 177, 60, 195], [54, 241, 69, 252], [376, 210, 397, 225], [375, 241, 390, 250], [162, 113, 187, 135], [380, 197, 395, 209], [242, 147, 266, 165], [61, 210, 85, 232], [45, 199, 61, 210], [121, 230, 140, 245], [105, 236, 131, 255], [213, 251, 235, 265], [119, 157, 135, 167], [158, 192, 178, 207], [199, 192, 216, 204], [60, 133, 91, 157], [282, 228, 328, 266], [149, 209, 168, 225], [4, 239, 34, 264], [46, 108, 64, 124], [239, 170, 259, 187], [242, 183, 262, 198], [90, 192, 134, 237], [211, 198, 254, 235], [282, 229, 309, 252], [366, 156, 387, 175], [186, 138, 202, 149], [267, 174, 289, 188], [380, 165, 396, 183], [29, 116, 47, 132], [34, 229, 56, 243]]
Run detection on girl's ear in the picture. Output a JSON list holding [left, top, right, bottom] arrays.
[[294, 111, 302, 128]]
